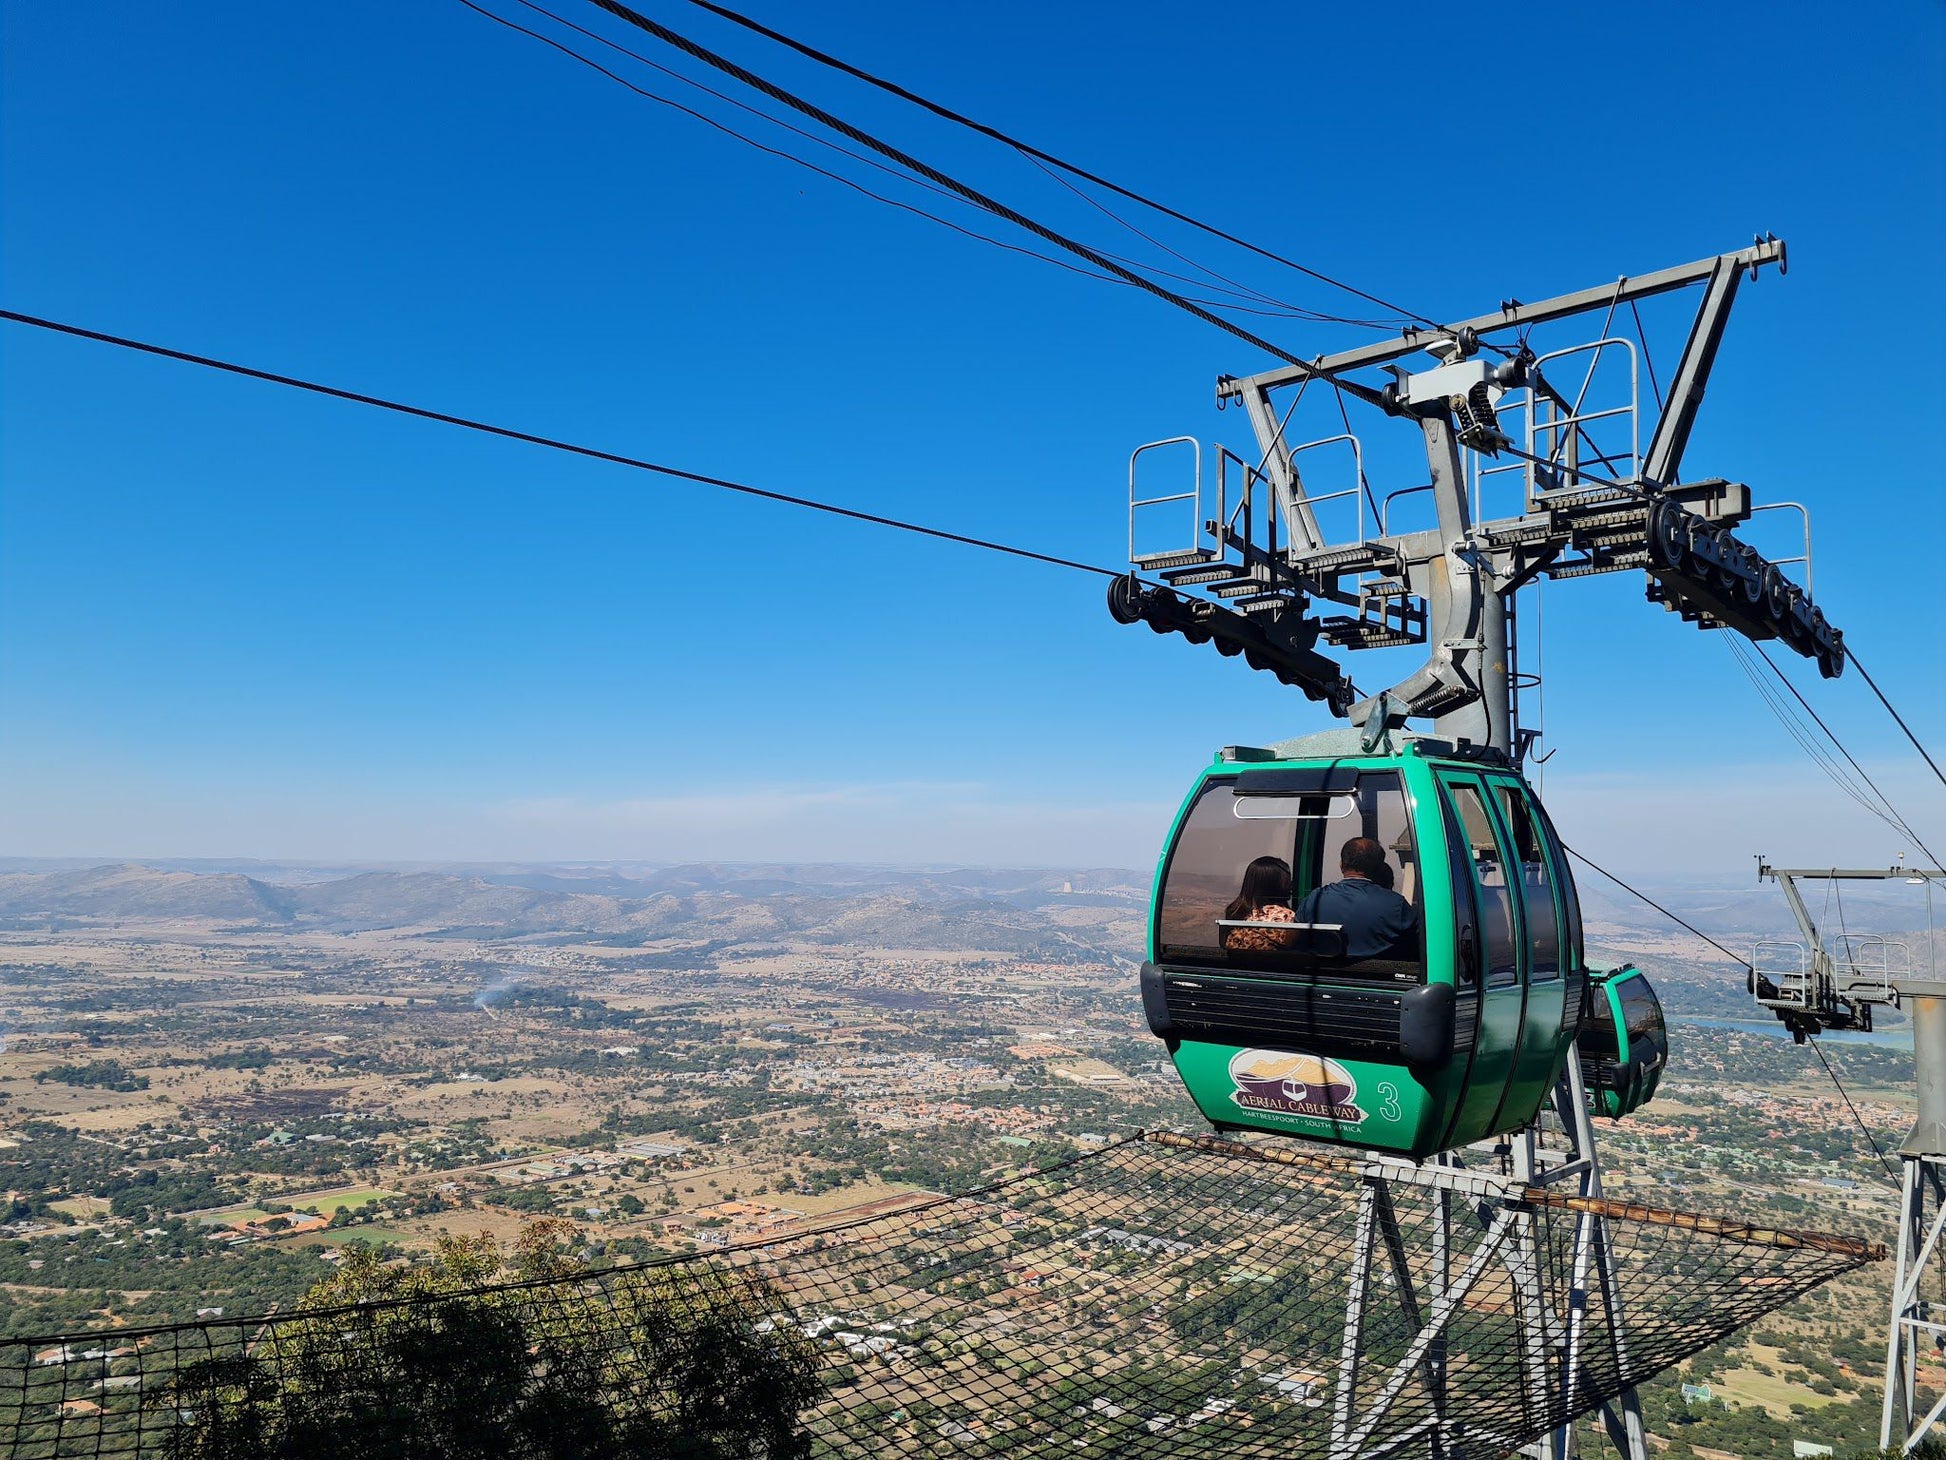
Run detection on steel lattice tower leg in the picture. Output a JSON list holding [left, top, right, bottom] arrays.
[[1881, 1156, 1946, 1448], [1883, 982, 1946, 1450], [1521, 1052, 1647, 1460], [1318, 1049, 1648, 1459]]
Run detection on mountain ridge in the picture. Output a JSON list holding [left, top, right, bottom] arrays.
[[0, 861, 1146, 947]]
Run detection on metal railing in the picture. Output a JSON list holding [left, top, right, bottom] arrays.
[[1747, 501, 1815, 596], [1380, 483, 1434, 537], [1213, 434, 1368, 582], [1127, 435, 1206, 568], [1753, 939, 1812, 1007], [1289, 432, 1367, 548], [1472, 338, 1641, 519], [1833, 934, 1909, 1003]]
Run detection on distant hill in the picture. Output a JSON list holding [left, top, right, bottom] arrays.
[[0, 863, 294, 923], [7, 857, 1927, 995], [0, 860, 1149, 952], [1576, 868, 1938, 937]]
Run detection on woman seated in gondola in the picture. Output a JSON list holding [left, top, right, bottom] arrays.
[[1221, 856, 1299, 951]]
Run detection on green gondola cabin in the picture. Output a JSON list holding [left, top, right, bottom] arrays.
[[1578, 965, 1668, 1119], [1140, 729, 1601, 1158]]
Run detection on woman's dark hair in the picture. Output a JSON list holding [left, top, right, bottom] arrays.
[[1224, 856, 1292, 923]]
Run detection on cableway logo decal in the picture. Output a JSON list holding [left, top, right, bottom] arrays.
[[1227, 1050, 1366, 1124]]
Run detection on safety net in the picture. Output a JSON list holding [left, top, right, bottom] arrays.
[[1, 1130, 1881, 1459]]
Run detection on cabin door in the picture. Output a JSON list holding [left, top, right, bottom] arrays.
[[1435, 771, 1524, 1141], [1486, 777, 1571, 1122]]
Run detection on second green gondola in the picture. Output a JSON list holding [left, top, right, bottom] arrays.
[[1578, 965, 1668, 1119]]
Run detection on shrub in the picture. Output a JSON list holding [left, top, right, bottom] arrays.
[[150, 1220, 822, 1460]]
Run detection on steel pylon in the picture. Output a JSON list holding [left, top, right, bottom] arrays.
[[1320, 1047, 1647, 1460]]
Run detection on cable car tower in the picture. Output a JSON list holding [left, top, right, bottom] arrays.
[[1111, 237, 1846, 1459], [1753, 860, 1946, 1452]]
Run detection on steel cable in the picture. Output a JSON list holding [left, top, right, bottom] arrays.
[[466, 0, 1359, 323], [1561, 844, 1752, 970], [1723, 637, 1929, 857], [1848, 646, 1946, 793], [0, 310, 1122, 580], [1751, 641, 1943, 869], [577, 0, 1390, 406], [1804, 1033, 1900, 1185], [488, 0, 1383, 326], [1564, 843, 1901, 1187], [664, 0, 1444, 332]]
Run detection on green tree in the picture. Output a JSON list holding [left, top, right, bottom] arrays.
[[151, 1219, 823, 1459]]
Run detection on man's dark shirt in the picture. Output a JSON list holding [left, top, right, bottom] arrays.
[[1294, 877, 1419, 962]]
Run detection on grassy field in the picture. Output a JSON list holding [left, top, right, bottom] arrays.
[[46, 1196, 110, 1221], [1708, 1342, 1850, 1417], [285, 1187, 398, 1216]]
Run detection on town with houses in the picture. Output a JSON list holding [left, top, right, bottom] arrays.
[[0, 859, 1929, 1454]]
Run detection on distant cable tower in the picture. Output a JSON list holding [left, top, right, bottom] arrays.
[[1754, 861, 1946, 1450]]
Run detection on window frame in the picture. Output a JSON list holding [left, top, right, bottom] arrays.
[[1489, 778, 1565, 983], [1531, 797, 1585, 977], [1152, 769, 1428, 983], [1618, 974, 1667, 1059], [1438, 774, 1522, 989]]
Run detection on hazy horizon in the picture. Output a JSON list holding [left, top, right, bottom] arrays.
[[4, 754, 1938, 881]]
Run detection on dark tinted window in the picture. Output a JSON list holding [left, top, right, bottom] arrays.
[[1156, 771, 1424, 981], [1445, 781, 1518, 987], [1495, 782, 1561, 980], [1580, 993, 1621, 1061], [1534, 800, 1584, 972], [1441, 799, 1480, 988], [1620, 975, 1665, 1056]]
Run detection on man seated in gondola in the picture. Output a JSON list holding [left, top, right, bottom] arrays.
[[1295, 837, 1418, 962]]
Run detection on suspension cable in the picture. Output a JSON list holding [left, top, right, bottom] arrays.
[[662, 0, 1438, 332], [1847, 646, 1946, 793], [1564, 843, 1899, 1186], [1562, 845, 1752, 969], [1753, 643, 1943, 869], [577, 0, 1389, 406], [458, 0, 1122, 291], [490, 0, 1370, 325], [1804, 1034, 1899, 1184], [1724, 638, 1935, 860], [0, 310, 1121, 579], [465, 0, 1362, 323]]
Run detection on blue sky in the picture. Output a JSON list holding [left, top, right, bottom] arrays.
[[2, 0, 1941, 876]]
